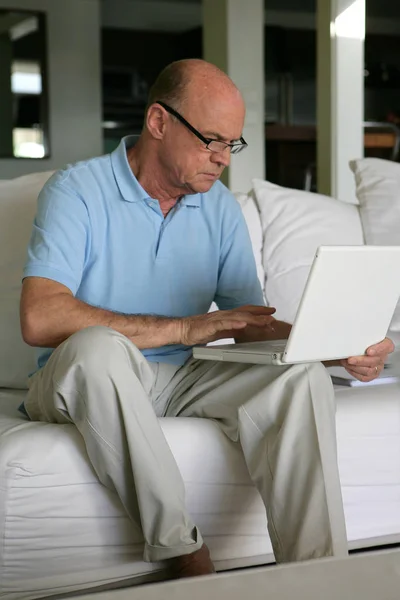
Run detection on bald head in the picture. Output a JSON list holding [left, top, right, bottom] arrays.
[[146, 59, 244, 113], [136, 59, 246, 198]]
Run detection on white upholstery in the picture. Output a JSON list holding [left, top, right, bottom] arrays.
[[2, 383, 400, 600], [0, 171, 54, 388], [1, 162, 400, 599], [235, 191, 264, 288], [251, 178, 364, 323], [350, 158, 400, 331]]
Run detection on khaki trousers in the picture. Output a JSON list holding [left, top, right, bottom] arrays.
[[25, 326, 348, 563]]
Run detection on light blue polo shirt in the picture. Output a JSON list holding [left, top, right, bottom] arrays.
[[23, 136, 264, 369]]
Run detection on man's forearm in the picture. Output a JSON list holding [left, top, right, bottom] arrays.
[[22, 292, 182, 349]]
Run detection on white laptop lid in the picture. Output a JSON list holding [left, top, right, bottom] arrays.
[[283, 246, 400, 363]]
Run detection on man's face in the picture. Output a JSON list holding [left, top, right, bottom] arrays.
[[160, 94, 246, 195]]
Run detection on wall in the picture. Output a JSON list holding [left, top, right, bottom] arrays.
[[0, 0, 102, 179], [203, 0, 265, 194], [101, 1, 400, 36], [101, 0, 201, 33]]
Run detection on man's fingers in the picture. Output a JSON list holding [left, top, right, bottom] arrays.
[[236, 305, 276, 316], [346, 365, 375, 377], [212, 316, 273, 333], [184, 310, 278, 346], [343, 358, 384, 381], [346, 368, 375, 382], [214, 320, 247, 331], [366, 337, 394, 357], [347, 337, 393, 370], [347, 356, 384, 368], [213, 312, 275, 328]]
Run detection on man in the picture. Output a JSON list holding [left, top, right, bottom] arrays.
[[20, 59, 393, 578]]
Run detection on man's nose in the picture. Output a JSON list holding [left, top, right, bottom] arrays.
[[211, 147, 231, 168]]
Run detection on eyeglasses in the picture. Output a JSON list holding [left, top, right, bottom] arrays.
[[156, 100, 248, 155]]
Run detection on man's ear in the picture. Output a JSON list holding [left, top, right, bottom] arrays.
[[146, 104, 166, 140]]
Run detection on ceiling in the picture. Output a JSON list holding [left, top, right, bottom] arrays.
[[100, 0, 400, 33], [101, 0, 400, 18]]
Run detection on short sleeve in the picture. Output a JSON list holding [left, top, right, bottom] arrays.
[[23, 179, 90, 295], [214, 205, 265, 310]]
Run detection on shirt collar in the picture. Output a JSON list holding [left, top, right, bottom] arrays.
[[110, 135, 201, 208], [110, 135, 148, 203]]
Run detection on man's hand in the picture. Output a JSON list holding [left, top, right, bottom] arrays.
[[234, 318, 291, 343], [179, 305, 276, 346], [340, 337, 395, 382]]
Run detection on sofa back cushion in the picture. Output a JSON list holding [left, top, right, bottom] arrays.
[[350, 158, 400, 332], [0, 171, 54, 388], [252, 178, 364, 324], [234, 192, 264, 289]]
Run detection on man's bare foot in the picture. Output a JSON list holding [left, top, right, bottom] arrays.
[[169, 543, 216, 579]]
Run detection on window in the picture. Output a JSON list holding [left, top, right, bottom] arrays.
[[0, 10, 49, 159]]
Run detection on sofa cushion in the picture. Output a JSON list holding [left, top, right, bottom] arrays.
[[252, 178, 364, 323], [234, 192, 264, 289], [0, 171, 54, 388], [350, 158, 400, 332]]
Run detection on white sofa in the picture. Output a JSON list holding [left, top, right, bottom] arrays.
[[1, 159, 400, 600]]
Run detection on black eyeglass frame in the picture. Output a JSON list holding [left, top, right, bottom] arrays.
[[155, 100, 248, 154]]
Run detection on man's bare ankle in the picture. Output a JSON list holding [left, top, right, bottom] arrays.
[[169, 543, 215, 579]]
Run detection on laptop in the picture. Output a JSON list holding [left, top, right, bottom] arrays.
[[193, 246, 400, 366]]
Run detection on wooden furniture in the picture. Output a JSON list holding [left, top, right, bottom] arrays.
[[265, 122, 400, 190]]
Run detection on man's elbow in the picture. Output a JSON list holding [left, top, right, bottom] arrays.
[[21, 316, 39, 347], [20, 308, 48, 347], [20, 278, 72, 347]]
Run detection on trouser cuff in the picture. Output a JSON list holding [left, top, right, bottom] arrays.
[[143, 528, 204, 562]]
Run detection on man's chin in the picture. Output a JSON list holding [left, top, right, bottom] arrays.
[[186, 178, 219, 195]]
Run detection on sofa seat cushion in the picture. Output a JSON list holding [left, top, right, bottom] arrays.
[[0, 390, 271, 599], [2, 383, 400, 599]]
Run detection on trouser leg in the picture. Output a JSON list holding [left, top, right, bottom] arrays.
[[160, 358, 348, 563], [25, 326, 203, 562]]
